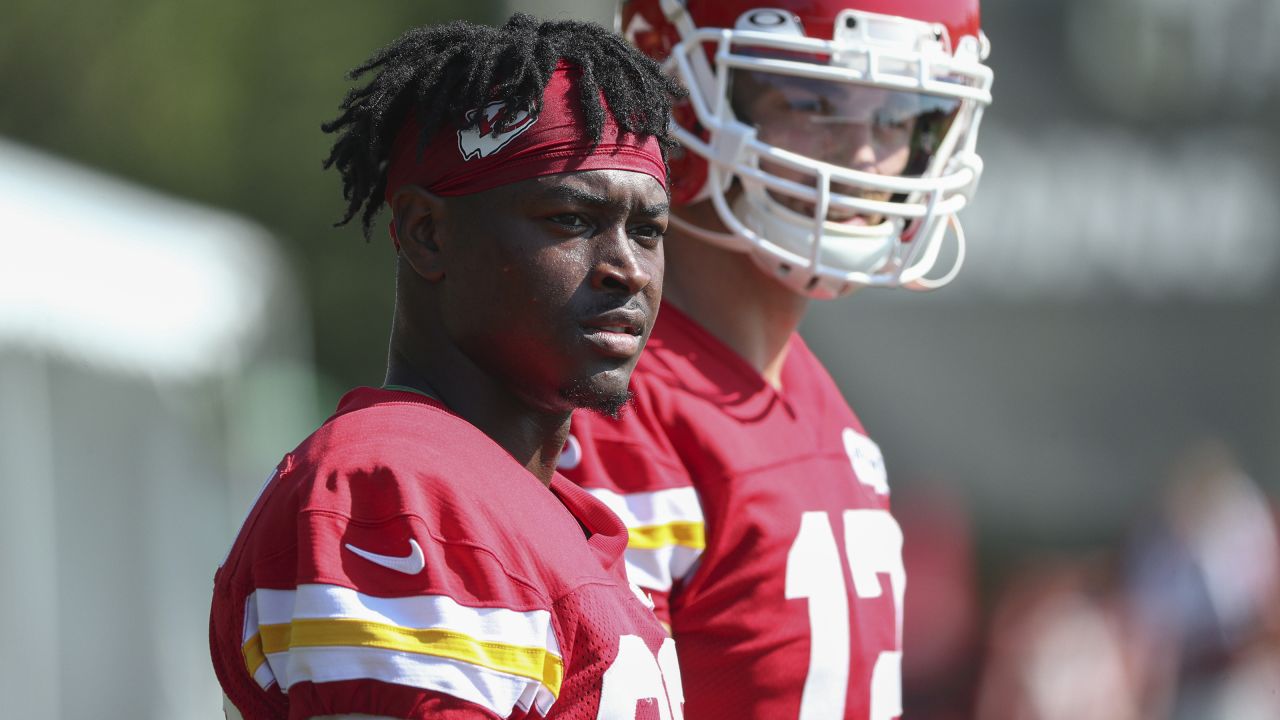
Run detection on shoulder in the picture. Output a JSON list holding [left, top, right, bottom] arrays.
[[221, 394, 562, 601], [303, 392, 499, 478], [275, 395, 522, 521], [213, 418, 567, 718]]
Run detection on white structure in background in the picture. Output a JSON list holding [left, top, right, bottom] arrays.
[[0, 137, 317, 719]]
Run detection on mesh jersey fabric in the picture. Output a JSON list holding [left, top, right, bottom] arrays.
[[561, 305, 904, 720], [210, 387, 680, 720]]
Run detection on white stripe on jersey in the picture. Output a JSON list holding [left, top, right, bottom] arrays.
[[584, 487, 704, 529], [267, 645, 556, 716], [584, 487, 705, 593], [240, 589, 279, 690], [624, 545, 704, 594], [253, 585, 561, 657], [241, 584, 562, 716]]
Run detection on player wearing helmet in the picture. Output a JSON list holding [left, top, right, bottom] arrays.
[[558, 1, 993, 719]]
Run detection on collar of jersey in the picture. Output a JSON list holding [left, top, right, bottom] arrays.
[[380, 383, 437, 399]]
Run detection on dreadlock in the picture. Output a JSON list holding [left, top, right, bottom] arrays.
[[321, 12, 686, 238]]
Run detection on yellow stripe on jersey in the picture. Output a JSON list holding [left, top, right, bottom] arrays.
[[254, 618, 564, 697], [242, 634, 268, 677], [627, 520, 706, 550]]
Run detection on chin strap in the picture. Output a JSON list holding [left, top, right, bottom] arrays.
[[902, 214, 966, 291]]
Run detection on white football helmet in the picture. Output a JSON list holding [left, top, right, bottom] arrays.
[[619, 0, 993, 297]]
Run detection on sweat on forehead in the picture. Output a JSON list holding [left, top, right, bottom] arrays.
[[383, 61, 668, 203]]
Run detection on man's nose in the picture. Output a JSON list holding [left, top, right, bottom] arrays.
[[590, 227, 654, 295], [825, 122, 878, 172]]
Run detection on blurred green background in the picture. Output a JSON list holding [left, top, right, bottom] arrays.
[[0, 0, 488, 389]]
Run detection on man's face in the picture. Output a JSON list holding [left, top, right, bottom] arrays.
[[436, 169, 667, 416], [731, 70, 959, 224]]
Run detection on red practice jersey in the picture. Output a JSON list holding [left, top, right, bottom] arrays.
[[561, 307, 904, 720], [211, 388, 683, 720]]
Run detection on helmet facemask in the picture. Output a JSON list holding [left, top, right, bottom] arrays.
[[661, 6, 993, 296]]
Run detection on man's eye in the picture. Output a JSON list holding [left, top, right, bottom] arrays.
[[784, 94, 829, 116], [549, 214, 589, 229], [874, 110, 912, 130], [631, 224, 664, 239]]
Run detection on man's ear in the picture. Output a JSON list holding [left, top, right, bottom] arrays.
[[390, 185, 448, 282]]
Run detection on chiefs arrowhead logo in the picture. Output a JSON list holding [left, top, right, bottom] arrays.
[[457, 101, 537, 161], [843, 428, 889, 495]]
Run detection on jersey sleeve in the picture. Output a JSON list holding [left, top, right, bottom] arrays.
[[231, 470, 564, 720], [560, 380, 705, 628]]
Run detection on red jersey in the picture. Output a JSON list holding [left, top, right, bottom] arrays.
[[561, 307, 904, 720], [210, 388, 683, 720]]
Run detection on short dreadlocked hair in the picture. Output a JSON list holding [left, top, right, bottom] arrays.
[[321, 12, 685, 238]]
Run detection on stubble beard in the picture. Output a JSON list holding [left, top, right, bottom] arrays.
[[559, 378, 633, 420]]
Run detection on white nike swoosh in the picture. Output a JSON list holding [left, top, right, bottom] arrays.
[[344, 538, 426, 575]]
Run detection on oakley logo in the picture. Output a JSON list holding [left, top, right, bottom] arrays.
[[457, 101, 537, 161], [738, 9, 804, 36], [747, 9, 787, 27]]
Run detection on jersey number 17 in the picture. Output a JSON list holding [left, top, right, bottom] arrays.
[[786, 510, 904, 720]]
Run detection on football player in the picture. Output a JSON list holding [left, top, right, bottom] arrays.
[[559, 1, 994, 719], [209, 14, 688, 720]]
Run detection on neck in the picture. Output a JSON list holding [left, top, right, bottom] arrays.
[[662, 205, 808, 389], [386, 269, 569, 486]]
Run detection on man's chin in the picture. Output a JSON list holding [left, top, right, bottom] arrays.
[[558, 376, 634, 419]]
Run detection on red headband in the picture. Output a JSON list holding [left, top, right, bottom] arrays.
[[384, 61, 667, 205]]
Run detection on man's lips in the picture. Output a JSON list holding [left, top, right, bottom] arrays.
[[580, 308, 646, 358]]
